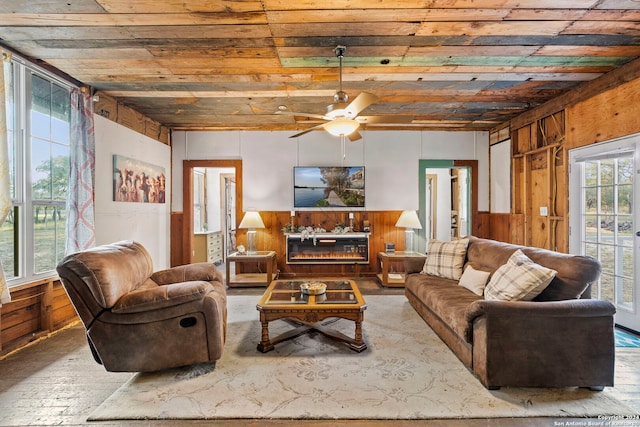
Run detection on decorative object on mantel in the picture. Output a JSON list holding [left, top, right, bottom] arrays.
[[283, 224, 358, 236], [300, 226, 326, 244], [395, 210, 422, 252], [238, 210, 265, 255], [331, 223, 350, 234]]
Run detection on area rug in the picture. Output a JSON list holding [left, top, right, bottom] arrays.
[[616, 328, 640, 348], [89, 295, 636, 420]]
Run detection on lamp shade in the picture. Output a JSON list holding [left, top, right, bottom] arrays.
[[324, 118, 360, 137], [238, 211, 265, 229], [395, 210, 422, 229]]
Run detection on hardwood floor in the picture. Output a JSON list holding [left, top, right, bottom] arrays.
[[1, 284, 639, 427]]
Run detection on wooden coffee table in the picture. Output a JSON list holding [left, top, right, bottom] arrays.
[[256, 279, 367, 353]]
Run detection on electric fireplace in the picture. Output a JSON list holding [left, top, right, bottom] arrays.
[[286, 233, 369, 264]]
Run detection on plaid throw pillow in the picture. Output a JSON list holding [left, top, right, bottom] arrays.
[[484, 249, 557, 301], [422, 238, 469, 280]]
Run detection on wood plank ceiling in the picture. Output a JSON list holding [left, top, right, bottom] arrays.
[[1, 0, 639, 134]]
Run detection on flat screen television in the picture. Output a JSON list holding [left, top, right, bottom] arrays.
[[293, 166, 365, 208]]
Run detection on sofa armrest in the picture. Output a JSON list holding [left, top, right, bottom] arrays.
[[112, 281, 213, 314], [404, 258, 426, 274], [465, 298, 615, 324], [465, 298, 616, 389], [151, 262, 223, 286]]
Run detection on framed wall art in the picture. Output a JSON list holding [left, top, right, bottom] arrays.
[[113, 154, 166, 203]]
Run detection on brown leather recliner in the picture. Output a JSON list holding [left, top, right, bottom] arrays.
[[56, 240, 227, 372]]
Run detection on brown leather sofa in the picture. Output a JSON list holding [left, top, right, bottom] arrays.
[[404, 236, 615, 390], [56, 240, 227, 372]]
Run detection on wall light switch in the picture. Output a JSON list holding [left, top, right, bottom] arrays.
[[540, 206, 548, 217]]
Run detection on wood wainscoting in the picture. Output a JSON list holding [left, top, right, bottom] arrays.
[[264, 210, 405, 277], [0, 278, 78, 357], [171, 209, 504, 277]]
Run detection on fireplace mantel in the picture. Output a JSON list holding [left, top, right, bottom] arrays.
[[285, 233, 370, 264]]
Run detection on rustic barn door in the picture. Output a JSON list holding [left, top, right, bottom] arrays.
[[569, 135, 640, 333]]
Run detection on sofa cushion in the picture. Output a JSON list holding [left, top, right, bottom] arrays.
[[484, 249, 557, 301], [406, 274, 481, 342], [422, 238, 469, 280], [459, 265, 491, 296]]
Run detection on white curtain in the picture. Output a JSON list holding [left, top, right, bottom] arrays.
[[0, 51, 12, 305]]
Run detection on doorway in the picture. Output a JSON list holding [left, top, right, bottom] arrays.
[[182, 160, 243, 266], [221, 173, 236, 256], [425, 174, 438, 246], [418, 160, 478, 252], [569, 135, 640, 333]]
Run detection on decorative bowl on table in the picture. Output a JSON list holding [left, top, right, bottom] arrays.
[[300, 281, 327, 295]]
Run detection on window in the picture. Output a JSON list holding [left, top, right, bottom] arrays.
[[569, 136, 640, 332], [1, 56, 72, 285], [580, 155, 634, 306]]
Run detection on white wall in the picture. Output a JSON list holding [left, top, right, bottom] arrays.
[[94, 116, 171, 269], [490, 140, 511, 213], [172, 130, 489, 213]]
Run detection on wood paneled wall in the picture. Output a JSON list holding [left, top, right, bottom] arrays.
[[489, 60, 640, 252], [510, 111, 568, 252], [0, 279, 77, 357], [93, 92, 171, 145], [256, 210, 404, 277]]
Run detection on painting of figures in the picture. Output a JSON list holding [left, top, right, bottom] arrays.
[[113, 155, 166, 203]]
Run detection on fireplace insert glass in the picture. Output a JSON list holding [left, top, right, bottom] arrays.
[[286, 233, 369, 264]]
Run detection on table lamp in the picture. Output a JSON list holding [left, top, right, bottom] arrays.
[[395, 210, 422, 252], [238, 210, 265, 255]]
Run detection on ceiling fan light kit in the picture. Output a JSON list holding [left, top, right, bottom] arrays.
[[324, 118, 360, 137]]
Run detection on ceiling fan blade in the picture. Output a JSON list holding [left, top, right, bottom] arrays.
[[276, 111, 330, 121], [289, 123, 326, 138], [357, 115, 414, 124], [348, 131, 362, 142], [345, 92, 378, 117]]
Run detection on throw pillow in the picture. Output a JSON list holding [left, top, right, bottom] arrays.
[[459, 265, 491, 296], [484, 249, 557, 301], [422, 238, 469, 280]]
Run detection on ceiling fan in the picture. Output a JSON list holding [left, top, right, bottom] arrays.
[[277, 45, 412, 141]]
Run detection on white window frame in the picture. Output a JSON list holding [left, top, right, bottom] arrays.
[[569, 134, 640, 331], [4, 54, 75, 287]]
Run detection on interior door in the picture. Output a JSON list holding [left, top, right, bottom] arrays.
[[224, 175, 236, 255], [425, 174, 437, 246], [569, 135, 640, 332]]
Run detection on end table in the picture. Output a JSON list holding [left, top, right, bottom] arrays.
[[377, 251, 427, 287], [226, 251, 277, 287]]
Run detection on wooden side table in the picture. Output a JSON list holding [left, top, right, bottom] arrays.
[[226, 251, 277, 287], [377, 251, 427, 287]]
